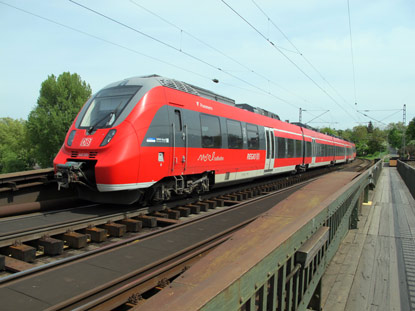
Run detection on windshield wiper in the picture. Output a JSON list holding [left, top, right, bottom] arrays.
[[88, 111, 115, 134], [87, 100, 125, 134]]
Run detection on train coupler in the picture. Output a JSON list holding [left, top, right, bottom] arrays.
[[55, 161, 85, 190]]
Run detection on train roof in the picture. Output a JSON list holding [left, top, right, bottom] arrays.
[[104, 74, 236, 106], [291, 122, 353, 144], [103, 75, 351, 144], [104, 74, 280, 120]]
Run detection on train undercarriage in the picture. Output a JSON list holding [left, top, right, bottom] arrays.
[[55, 161, 213, 205]]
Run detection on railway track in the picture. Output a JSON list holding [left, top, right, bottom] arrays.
[[0, 159, 372, 310], [0, 160, 370, 281], [0, 175, 316, 310]]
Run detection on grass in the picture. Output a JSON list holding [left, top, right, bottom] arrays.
[[360, 151, 388, 160]]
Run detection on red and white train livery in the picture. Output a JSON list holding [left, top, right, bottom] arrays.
[[54, 75, 356, 204]]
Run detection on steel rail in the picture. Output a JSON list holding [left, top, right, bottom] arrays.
[[63, 161, 372, 310], [0, 163, 342, 246], [0, 160, 365, 277], [53, 218, 252, 310], [0, 178, 314, 286]]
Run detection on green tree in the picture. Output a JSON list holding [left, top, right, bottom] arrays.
[[0, 118, 34, 173], [367, 121, 374, 133], [407, 117, 415, 142], [387, 122, 405, 149], [319, 127, 338, 136], [340, 128, 353, 141], [367, 128, 386, 155], [407, 140, 415, 157], [350, 125, 369, 156], [26, 72, 91, 167]]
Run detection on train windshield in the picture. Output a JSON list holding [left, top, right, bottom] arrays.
[[80, 85, 141, 129]]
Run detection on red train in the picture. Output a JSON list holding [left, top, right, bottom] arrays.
[[54, 75, 356, 204]]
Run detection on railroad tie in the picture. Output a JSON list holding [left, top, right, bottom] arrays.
[[37, 236, 64, 256], [85, 227, 107, 242], [2, 244, 36, 263], [58, 231, 88, 249], [137, 215, 157, 228], [173, 206, 191, 217], [120, 219, 143, 232], [103, 222, 127, 237], [203, 200, 217, 209]]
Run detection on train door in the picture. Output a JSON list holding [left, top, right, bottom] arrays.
[[264, 127, 275, 172], [311, 138, 316, 165], [300, 128, 305, 165], [170, 108, 187, 175]]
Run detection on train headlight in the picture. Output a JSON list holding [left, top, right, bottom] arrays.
[[67, 130, 76, 146], [100, 129, 117, 146]]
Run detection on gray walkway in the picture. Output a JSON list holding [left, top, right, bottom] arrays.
[[322, 166, 415, 311]]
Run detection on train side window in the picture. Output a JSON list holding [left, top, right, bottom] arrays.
[[247, 124, 259, 150], [174, 110, 182, 131], [201, 114, 222, 148], [277, 137, 286, 158], [306, 141, 312, 157], [296, 140, 302, 158], [287, 139, 295, 158], [226, 119, 243, 149]]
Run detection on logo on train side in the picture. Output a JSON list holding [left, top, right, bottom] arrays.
[[80, 138, 92, 147], [197, 152, 224, 162], [247, 153, 260, 160], [196, 101, 213, 111]]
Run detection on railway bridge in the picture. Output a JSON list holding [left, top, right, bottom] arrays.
[[0, 158, 413, 310]]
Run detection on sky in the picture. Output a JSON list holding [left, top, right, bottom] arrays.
[[1, 0, 414, 130]]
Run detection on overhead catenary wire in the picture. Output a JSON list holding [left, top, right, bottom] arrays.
[[68, 0, 303, 110], [356, 111, 386, 126], [0, 1, 211, 81], [221, 0, 359, 123], [0, 1, 281, 100], [251, 0, 362, 121], [379, 110, 403, 122], [129, 0, 316, 110]]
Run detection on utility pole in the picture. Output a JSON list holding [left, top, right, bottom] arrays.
[[402, 104, 407, 157], [299, 108, 303, 123]]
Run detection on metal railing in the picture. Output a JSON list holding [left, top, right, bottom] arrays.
[[397, 160, 415, 199], [233, 161, 382, 311], [139, 160, 383, 311]]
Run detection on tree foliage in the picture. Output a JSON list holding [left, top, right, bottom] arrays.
[[407, 117, 415, 142], [319, 124, 388, 157], [26, 72, 91, 168], [0, 118, 34, 173], [387, 122, 405, 149]]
